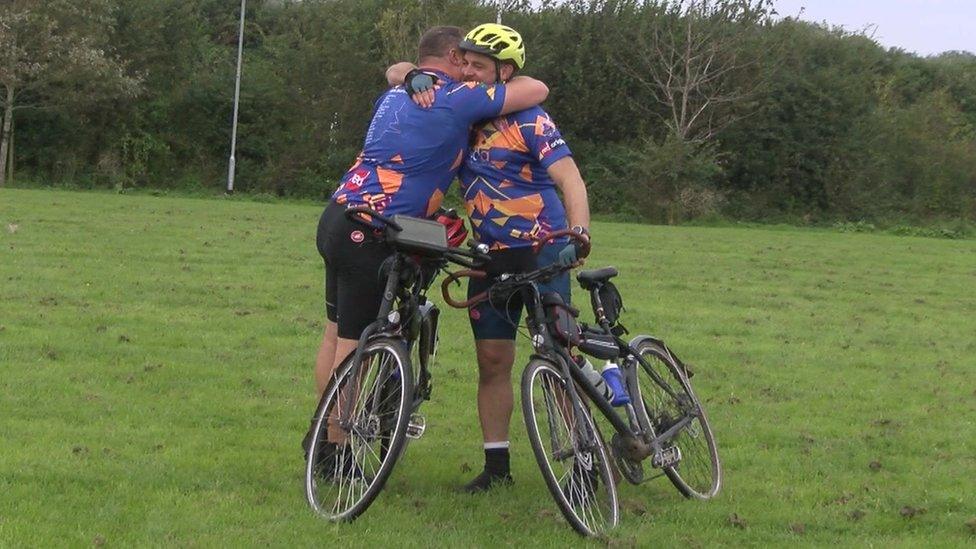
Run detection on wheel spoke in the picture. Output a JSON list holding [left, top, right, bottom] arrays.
[[632, 341, 720, 499], [523, 361, 617, 536], [305, 340, 412, 521]]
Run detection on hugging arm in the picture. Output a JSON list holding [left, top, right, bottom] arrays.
[[498, 76, 548, 115], [385, 62, 416, 87], [385, 62, 437, 108]]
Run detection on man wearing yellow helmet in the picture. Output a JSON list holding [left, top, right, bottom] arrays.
[[456, 22, 591, 493], [390, 23, 592, 492], [455, 23, 525, 87]]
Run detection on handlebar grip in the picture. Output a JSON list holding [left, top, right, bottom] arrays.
[[441, 269, 488, 308]]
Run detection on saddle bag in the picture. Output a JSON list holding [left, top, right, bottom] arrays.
[[593, 281, 624, 325]]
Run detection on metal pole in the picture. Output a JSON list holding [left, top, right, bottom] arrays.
[[496, 1, 502, 23], [227, 0, 246, 193]]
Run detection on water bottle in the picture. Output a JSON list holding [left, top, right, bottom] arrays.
[[601, 362, 631, 406], [574, 356, 614, 402]]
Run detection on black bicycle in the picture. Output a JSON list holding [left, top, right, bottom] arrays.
[[304, 206, 485, 521], [442, 231, 721, 536]]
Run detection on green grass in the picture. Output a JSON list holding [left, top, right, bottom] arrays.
[[1, 188, 974, 546]]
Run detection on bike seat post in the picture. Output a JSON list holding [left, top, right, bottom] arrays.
[[589, 284, 613, 332]]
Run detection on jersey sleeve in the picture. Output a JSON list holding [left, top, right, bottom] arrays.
[[522, 109, 572, 169], [442, 82, 507, 125]]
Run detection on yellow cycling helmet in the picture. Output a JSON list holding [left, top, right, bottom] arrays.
[[458, 23, 525, 70]]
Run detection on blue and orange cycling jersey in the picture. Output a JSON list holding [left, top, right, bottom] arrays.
[[459, 106, 573, 249], [332, 72, 506, 218]]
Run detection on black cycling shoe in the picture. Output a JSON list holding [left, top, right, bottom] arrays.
[[309, 441, 339, 479], [301, 424, 315, 458], [562, 459, 599, 507], [462, 469, 514, 493], [310, 443, 375, 484]]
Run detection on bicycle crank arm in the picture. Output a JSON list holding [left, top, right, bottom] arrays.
[[652, 414, 696, 446], [611, 432, 654, 462]]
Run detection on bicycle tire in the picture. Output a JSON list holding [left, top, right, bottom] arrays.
[[631, 338, 721, 499], [305, 337, 413, 521], [522, 359, 619, 536]]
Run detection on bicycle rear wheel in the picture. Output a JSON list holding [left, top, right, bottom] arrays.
[[305, 337, 413, 521], [522, 359, 619, 537], [631, 338, 721, 499]]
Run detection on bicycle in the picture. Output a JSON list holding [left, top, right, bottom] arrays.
[[441, 230, 721, 536], [304, 206, 486, 521]]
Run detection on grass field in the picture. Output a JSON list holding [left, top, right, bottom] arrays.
[[1, 188, 974, 546]]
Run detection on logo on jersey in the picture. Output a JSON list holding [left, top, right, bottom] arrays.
[[344, 169, 369, 191], [350, 230, 365, 243], [538, 138, 566, 160], [535, 115, 558, 137]]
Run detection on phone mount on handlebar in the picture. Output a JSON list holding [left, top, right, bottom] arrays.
[[386, 215, 449, 256], [344, 205, 490, 270], [345, 206, 448, 256]]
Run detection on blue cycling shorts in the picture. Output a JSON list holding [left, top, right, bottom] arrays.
[[466, 244, 571, 340]]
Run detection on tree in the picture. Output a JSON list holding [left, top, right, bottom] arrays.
[[617, 0, 774, 144], [0, 0, 139, 186]]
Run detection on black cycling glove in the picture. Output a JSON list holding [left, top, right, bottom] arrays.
[[404, 69, 439, 96]]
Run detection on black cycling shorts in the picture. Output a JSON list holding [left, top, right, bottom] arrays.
[[316, 201, 392, 339]]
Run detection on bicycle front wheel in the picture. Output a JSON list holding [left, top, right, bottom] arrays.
[[632, 338, 721, 499], [305, 337, 413, 521], [522, 359, 619, 537]]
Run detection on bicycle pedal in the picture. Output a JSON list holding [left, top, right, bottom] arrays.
[[651, 445, 682, 469], [406, 413, 426, 440]]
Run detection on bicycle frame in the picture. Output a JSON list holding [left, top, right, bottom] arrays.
[[336, 252, 435, 430], [523, 279, 700, 463]]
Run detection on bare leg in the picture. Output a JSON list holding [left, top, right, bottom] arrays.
[[315, 322, 339, 396], [327, 336, 359, 443], [475, 339, 517, 443]]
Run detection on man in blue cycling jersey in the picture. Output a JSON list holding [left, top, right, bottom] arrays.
[[390, 23, 591, 491], [308, 26, 551, 462]]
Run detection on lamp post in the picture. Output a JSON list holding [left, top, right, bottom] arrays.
[[226, 0, 246, 193]]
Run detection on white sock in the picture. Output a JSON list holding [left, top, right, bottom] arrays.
[[483, 441, 510, 450]]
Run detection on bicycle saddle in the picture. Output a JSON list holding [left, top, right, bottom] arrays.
[[576, 267, 618, 290]]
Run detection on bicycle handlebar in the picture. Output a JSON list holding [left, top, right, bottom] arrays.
[[440, 269, 489, 308], [442, 247, 491, 270], [343, 206, 492, 269], [441, 230, 590, 309], [531, 228, 591, 257], [343, 205, 402, 232]]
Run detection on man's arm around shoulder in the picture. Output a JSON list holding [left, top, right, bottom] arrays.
[[499, 76, 549, 115]]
